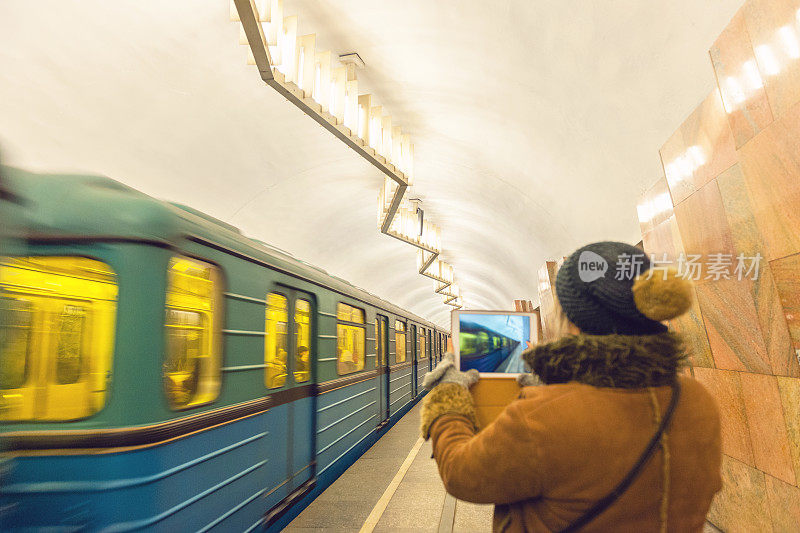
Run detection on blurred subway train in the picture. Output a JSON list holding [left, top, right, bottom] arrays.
[[0, 167, 449, 532]]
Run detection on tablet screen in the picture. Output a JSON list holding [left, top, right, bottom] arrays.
[[458, 313, 532, 373]]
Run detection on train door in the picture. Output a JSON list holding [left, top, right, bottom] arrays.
[[417, 327, 427, 393], [375, 315, 390, 426], [39, 298, 92, 419], [285, 288, 316, 492], [410, 324, 418, 397], [2, 295, 94, 420]]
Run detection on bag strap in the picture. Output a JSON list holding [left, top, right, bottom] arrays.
[[558, 380, 682, 533]]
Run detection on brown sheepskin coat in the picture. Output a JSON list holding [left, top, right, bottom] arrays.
[[422, 334, 722, 532]]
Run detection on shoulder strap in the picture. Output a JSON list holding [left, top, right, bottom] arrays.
[[558, 380, 682, 533]]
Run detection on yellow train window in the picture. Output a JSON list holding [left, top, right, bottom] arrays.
[[375, 319, 380, 368], [294, 299, 311, 383], [395, 320, 406, 363], [419, 329, 427, 359], [337, 303, 365, 375], [0, 257, 117, 421], [56, 306, 87, 384], [0, 298, 32, 390], [265, 293, 288, 388], [164, 256, 221, 409]]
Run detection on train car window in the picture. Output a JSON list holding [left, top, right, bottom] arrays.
[[265, 293, 289, 388], [56, 306, 86, 384], [395, 320, 406, 363], [375, 316, 388, 368], [374, 319, 380, 368], [0, 298, 32, 390], [0, 257, 117, 421], [294, 299, 311, 383], [336, 303, 365, 375], [164, 256, 221, 409], [419, 329, 427, 359]]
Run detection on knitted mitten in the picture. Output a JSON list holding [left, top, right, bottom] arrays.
[[420, 353, 480, 439]]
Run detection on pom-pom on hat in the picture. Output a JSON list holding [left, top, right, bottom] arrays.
[[556, 241, 692, 335]]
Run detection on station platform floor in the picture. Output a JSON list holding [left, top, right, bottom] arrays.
[[285, 400, 722, 533], [285, 401, 492, 532]]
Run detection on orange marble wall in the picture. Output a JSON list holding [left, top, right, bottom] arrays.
[[638, 1, 800, 529]]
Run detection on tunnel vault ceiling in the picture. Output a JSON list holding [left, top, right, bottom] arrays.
[[0, 0, 744, 327]]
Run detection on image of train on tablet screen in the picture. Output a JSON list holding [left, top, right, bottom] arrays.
[[458, 313, 532, 373]]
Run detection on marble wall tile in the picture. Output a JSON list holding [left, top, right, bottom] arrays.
[[742, 0, 800, 119], [738, 99, 800, 261], [642, 215, 685, 264], [777, 376, 800, 485], [755, 264, 799, 376], [740, 372, 796, 484], [707, 455, 770, 532], [770, 252, 800, 361], [659, 130, 688, 206], [671, 284, 714, 368], [637, 176, 673, 235], [718, 164, 799, 376], [717, 164, 765, 257], [693, 368, 755, 466], [659, 89, 737, 206], [765, 474, 800, 532], [696, 278, 772, 373], [674, 179, 737, 276], [710, 9, 774, 148]]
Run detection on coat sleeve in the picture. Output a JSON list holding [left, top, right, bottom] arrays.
[[425, 384, 547, 504]]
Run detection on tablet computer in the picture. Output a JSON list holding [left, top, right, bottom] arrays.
[[452, 309, 541, 377], [451, 309, 541, 426]]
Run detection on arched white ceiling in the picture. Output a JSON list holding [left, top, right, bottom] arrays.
[[0, 0, 743, 327]]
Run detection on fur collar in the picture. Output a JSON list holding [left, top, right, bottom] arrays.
[[522, 332, 685, 388]]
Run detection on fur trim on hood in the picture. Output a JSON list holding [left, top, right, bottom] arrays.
[[522, 332, 686, 388]]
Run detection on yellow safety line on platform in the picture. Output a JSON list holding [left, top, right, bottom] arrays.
[[359, 436, 425, 533]]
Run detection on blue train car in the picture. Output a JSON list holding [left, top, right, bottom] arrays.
[[0, 168, 449, 531]]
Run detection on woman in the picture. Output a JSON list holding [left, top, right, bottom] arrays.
[[421, 242, 721, 532]]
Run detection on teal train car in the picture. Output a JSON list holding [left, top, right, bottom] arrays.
[[0, 167, 450, 531]]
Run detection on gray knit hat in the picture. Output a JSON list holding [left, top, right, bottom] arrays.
[[556, 241, 680, 335]]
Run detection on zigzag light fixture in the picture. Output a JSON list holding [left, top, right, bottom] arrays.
[[231, 0, 462, 309]]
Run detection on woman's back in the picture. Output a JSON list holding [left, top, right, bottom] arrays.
[[504, 378, 717, 531]]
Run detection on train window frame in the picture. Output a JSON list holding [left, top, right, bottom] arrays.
[[164, 255, 223, 411], [418, 328, 427, 359], [336, 302, 366, 375], [265, 292, 290, 389], [395, 319, 406, 363], [0, 255, 118, 422]]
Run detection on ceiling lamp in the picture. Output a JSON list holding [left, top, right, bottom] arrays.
[[230, 0, 464, 312]]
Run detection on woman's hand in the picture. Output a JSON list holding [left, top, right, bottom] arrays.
[[423, 353, 479, 390]]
